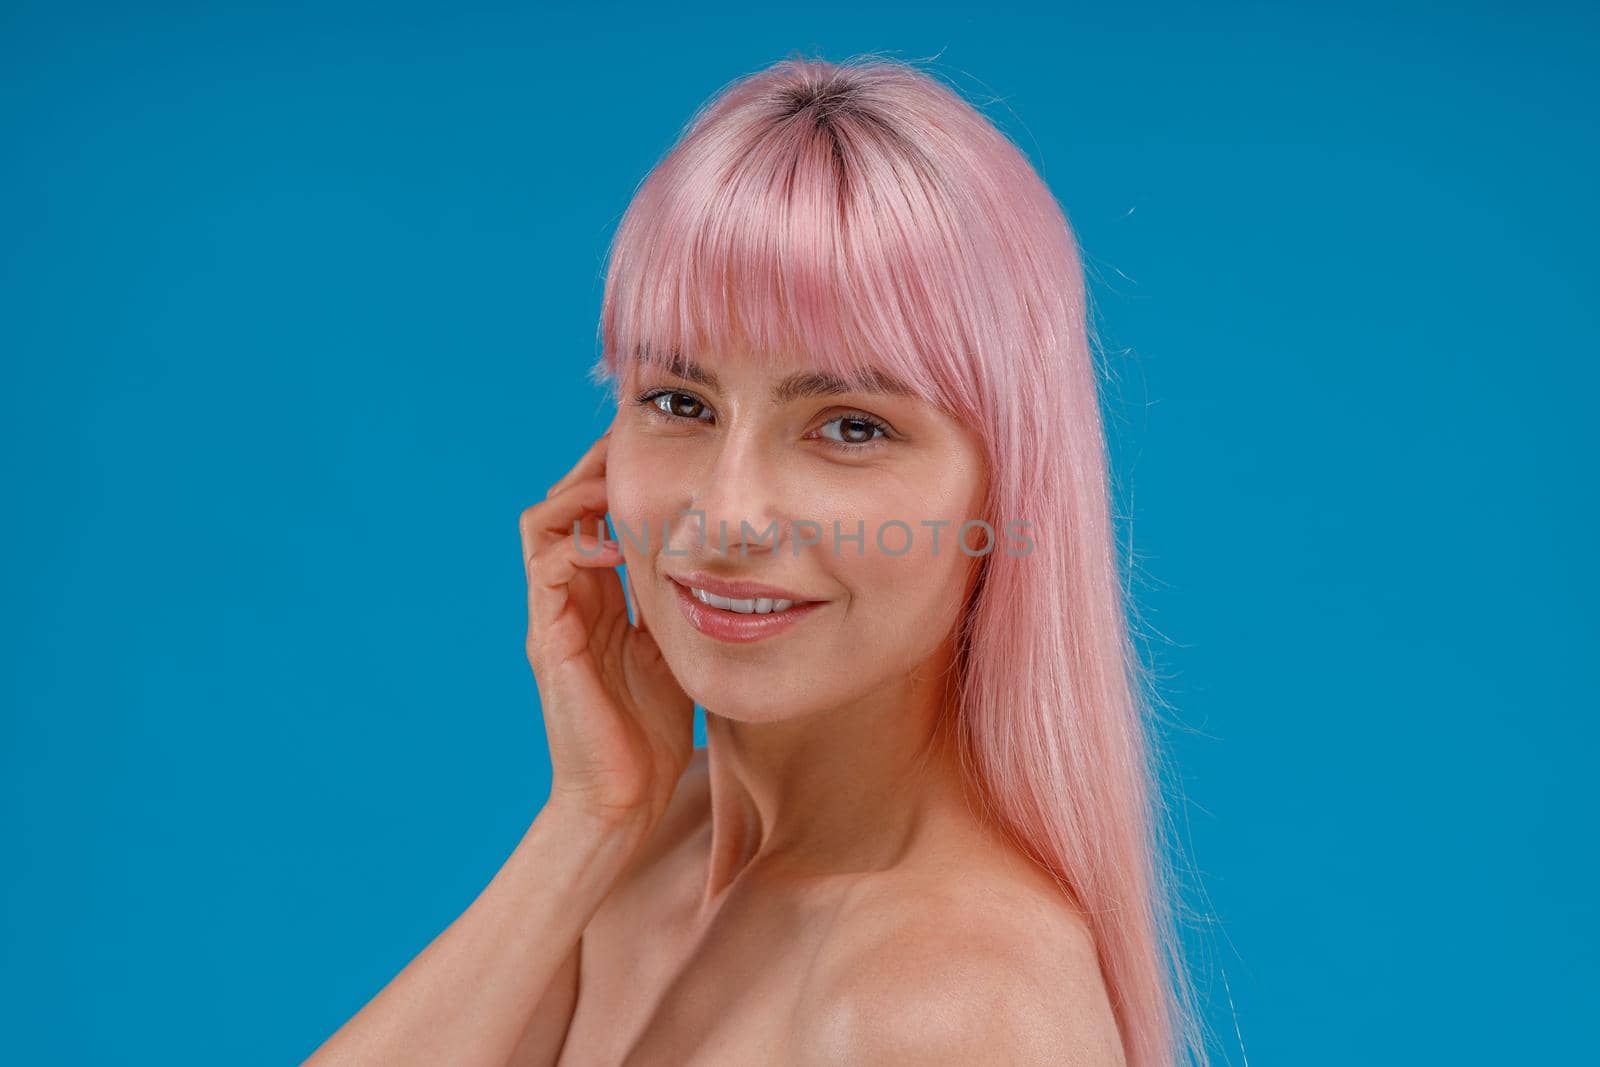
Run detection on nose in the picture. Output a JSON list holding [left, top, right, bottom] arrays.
[[672, 428, 787, 559]]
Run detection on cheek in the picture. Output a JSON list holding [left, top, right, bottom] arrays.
[[835, 514, 973, 623], [825, 538, 970, 680], [828, 466, 984, 631], [604, 435, 671, 558]]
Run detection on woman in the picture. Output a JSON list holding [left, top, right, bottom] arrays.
[[307, 53, 1205, 1067]]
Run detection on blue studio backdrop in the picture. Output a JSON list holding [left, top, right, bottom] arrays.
[[3, 3, 1595, 1064]]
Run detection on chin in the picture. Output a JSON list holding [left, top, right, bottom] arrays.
[[681, 671, 819, 723], [673, 658, 824, 724]]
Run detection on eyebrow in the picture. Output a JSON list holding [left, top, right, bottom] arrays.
[[658, 352, 914, 403]]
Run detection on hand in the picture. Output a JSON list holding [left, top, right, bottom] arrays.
[[519, 423, 694, 838]]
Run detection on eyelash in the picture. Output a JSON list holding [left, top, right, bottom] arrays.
[[631, 388, 896, 452]]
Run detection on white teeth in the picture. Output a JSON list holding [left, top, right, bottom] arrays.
[[692, 588, 796, 614]]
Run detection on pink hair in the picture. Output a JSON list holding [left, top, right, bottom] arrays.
[[589, 52, 1208, 1067]]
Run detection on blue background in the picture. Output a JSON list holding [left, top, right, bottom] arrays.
[[3, 3, 1594, 1063]]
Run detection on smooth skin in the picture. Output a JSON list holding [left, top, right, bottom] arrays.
[[303, 349, 1126, 1066]]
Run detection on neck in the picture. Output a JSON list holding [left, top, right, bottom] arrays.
[[695, 639, 973, 911]]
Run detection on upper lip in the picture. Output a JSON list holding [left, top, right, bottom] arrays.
[[668, 571, 821, 603]]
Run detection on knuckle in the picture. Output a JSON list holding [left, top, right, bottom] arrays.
[[534, 543, 573, 585], [530, 546, 554, 583]]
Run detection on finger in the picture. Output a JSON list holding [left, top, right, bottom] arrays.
[[530, 531, 624, 614], [520, 478, 610, 563], [600, 539, 628, 620], [545, 430, 611, 501]]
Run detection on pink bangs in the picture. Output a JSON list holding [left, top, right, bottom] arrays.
[[591, 62, 1031, 429]]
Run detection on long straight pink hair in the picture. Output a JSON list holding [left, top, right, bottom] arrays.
[[589, 52, 1208, 1067]]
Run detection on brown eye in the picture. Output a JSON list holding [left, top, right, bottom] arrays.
[[649, 391, 711, 421], [819, 414, 888, 446]]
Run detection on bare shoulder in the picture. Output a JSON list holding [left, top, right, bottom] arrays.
[[791, 847, 1127, 1066]]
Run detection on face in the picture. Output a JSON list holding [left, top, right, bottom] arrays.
[[606, 348, 990, 723]]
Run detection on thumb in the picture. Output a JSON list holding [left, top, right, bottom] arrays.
[[624, 567, 651, 634]]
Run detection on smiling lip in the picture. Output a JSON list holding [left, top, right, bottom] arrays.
[[667, 571, 818, 602], [668, 576, 827, 644]]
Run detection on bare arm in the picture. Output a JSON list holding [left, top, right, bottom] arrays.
[[503, 938, 580, 1067], [306, 425, 694, 1066], [303, 804, 648, 1067]]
